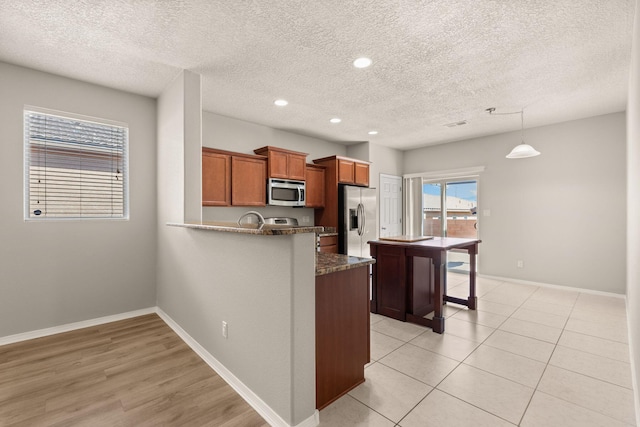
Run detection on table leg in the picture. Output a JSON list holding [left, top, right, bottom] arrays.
[[468, 244, 478, 310], [432, 251, 445, 333]]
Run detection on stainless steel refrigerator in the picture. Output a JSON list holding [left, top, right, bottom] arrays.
[[338, 184, 377, 258]]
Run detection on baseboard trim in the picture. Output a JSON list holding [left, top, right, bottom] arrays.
[[625, 299, 640, 426], [155, 308, 319, 427], [0, 307, 319, 427], [477, 273, 626, 298], [0, 307, 157, 347]]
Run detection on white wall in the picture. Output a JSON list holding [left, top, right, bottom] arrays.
[[156, 76, 316, 426], [0, 62, 157, 337], [369, 143, 404, 180], [627, 0, 640, 419], [404, 113, 627, 293]]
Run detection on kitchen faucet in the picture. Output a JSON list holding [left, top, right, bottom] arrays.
[[237, 211, 265, 230]]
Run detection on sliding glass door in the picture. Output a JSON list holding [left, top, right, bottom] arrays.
[[423, 179, 478, 273]]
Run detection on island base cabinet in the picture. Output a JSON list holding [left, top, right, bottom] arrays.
[[316, 266, 370, 410], [371, 245, 407, 320], [409, 256, 435, 317], [370, 245, 435, 321]]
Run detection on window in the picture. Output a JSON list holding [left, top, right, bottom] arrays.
[[24, 108, 128, 219]]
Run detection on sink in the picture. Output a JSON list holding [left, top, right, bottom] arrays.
[[237, 211, 266, 229]]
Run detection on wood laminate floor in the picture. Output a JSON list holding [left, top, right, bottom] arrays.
[[0, 314, 269, 427]]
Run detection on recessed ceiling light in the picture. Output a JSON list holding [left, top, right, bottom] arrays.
[[274, 99, 288, 106], [330, 117, 342, 124], [353, 57, 372, 68], [368, 130, 378, 135]]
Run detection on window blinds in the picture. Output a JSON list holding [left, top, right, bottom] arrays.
[[24, 110, 128, 219]]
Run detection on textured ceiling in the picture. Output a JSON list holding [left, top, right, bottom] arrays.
[[0, 1, 635, 150]]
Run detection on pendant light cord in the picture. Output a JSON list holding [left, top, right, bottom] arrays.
[[486, 107, 525, 142], [520, 110, 524, 143], [487, 107, 541, 158]]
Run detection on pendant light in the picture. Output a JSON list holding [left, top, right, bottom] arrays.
[[486, 108, 541, 159]]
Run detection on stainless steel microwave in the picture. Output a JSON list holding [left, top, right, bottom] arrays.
[[267, 178, 306, 207]]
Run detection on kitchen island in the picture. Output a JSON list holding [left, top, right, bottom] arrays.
[[369, 236, 480, 333]]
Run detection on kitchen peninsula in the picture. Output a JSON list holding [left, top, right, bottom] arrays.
[[167, 221, 374, 412], [369, 236, 481, 333], [315, 252, 374, 409]]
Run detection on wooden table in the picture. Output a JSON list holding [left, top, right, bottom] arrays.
[[369, 237, 481, 333]]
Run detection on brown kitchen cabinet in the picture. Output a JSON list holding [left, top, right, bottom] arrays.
[[202, 148, 267, 207], [335, 157, 370, 187], [231, 155, 267, 206], [354, 162, 370, 186], [202, 148, 231, 206], [305, 164, 325, 208], [313, 155, 372, 230], [316, 265, 369, 409], [317, 235, 337, 253], [254, 146, 307, 181]]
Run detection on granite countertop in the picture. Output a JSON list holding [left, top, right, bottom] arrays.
[[317, 231, 338, 237], [316, 252, 375, 276], [317, 227, 337, 237], [167, 221, 324, 235]]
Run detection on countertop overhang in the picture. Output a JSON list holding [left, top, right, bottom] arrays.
[[316, 252, 375, 276], [166, 222, 374, 276], [167, 221, 324, 235]]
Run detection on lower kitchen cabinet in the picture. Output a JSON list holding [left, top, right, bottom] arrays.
[[316, 265, 370, 409], [317, 235, 337, 253]]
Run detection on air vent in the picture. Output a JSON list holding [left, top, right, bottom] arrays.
[[444, 120, 468, 128]]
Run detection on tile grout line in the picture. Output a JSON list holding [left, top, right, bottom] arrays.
[[515, 286, 581, 426], [361, 279, 635, 426]]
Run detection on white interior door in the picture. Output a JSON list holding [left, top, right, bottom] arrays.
[[379, 174, 402, 237]]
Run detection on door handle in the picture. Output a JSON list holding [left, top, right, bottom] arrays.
[[357, 203, 364, 236]]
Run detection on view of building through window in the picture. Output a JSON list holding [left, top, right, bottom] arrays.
[[423, 180, 478, 272], [24, 109, 128, 219]]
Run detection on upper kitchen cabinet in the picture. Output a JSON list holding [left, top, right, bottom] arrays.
[[231, 155, 267, 206], [254, 146, 307, 181], [313, 155, 372, 229], [314, 155, 370, 187], [202, 148, 267, 207], [305, 164, 326, 208], [202, 148, 231, 206]]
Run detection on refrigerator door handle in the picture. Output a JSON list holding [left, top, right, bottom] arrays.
[[358, 203, 365, 236]]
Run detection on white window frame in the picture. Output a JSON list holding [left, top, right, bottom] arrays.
[[23, 106, 129, 221]]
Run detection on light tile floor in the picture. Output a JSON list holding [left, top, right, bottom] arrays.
[[318, 273, 637, 427]]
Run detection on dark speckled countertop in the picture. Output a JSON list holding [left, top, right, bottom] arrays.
[[317, 226, 337, 237], [315, 252, 375, 276]]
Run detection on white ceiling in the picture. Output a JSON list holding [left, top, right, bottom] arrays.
[[0, 1, 635, 150]]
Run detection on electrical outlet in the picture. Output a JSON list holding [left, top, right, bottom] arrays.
[[222, 321, 228, 339], [302, 216, 310, 224], [517, 260, 524, 268]]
